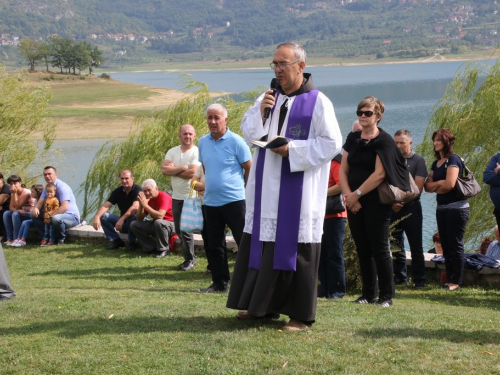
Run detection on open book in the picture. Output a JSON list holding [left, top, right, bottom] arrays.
[[251, 136, 290, 149]]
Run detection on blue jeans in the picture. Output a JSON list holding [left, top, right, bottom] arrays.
[[319, 217, 346, 298], [43, 224, 56, 242], [436, 207, 469, 285], [18, 219, 33, 240], [3, 211, 32, 240], [31, 210, 80, 242], [100, 212, 137, 243]]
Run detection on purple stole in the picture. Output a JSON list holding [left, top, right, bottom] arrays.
[[249, 89, 319, 271]]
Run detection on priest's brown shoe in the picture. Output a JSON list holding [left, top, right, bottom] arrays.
[[282, 319, 309, 331]]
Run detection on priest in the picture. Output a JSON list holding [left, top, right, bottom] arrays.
[[227, 42, 342, 331]]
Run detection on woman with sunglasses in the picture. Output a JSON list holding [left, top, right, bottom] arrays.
[[339, 96, 410, 307], [424, 129, 468, 291]]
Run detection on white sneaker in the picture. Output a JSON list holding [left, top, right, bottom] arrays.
[[17, 239, 26, 247], [6, 241, 16, 246]]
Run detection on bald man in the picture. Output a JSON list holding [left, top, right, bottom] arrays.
[[162, 124, 200, 271]]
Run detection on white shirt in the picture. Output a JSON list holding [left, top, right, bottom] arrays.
[[164, 145, 200, 200]]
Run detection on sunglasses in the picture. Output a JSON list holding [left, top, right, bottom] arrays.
[[356, 110, 376, 117]]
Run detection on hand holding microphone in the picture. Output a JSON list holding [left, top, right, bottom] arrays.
[[261, 78, 280, 122]]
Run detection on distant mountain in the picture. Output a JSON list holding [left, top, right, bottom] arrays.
[[1, 0, 499, 66]]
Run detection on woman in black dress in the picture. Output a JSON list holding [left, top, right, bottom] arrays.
[[339, 96, 410, 307]]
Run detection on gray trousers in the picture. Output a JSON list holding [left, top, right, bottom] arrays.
[[130, 219, 175, 253], [0, 244, 16, 300], [172, 199, 195, 262]]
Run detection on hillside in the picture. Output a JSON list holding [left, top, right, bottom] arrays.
[[1, 0, 499, 68]]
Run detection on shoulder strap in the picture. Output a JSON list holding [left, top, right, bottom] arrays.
[[447, 154, 472, 177]]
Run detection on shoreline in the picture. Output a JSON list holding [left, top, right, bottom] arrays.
[[102, 53, 498, 74]]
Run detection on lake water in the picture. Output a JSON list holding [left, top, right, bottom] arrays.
[[48, 59, 495, 248]]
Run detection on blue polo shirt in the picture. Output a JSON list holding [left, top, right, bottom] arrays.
[[198, 128, 251, 207], [41, 179, 80, 221]]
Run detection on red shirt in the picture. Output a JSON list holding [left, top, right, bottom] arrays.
[[325, 160, 347, 219], [145, 191, 174, 221]]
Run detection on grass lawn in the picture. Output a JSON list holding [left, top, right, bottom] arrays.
[[1, 241, 500, 374]]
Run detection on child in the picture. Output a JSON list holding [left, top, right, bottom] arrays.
[[12, 184, 44, 247], [41, 183, 59, 247]]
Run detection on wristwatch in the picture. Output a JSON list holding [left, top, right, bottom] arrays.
[[356, 189, 362, 196]]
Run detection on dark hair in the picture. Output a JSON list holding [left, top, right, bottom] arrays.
[[44, 166, 57, 172], [476, 237, 493, 255], [31, 184, 44, 199], [394, 129, 412, 141], [431, 128, 455, 159], [432, 232, 441, 244], [0, 172, 3, 179], [45, 183, 57, 192], [7, 175, 22, 184]]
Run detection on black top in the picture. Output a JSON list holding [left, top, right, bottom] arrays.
[[406, 151, 428, 180], [343, 128, 410, 205], [430, 154, 464, 205], [0, 183, 11, 212], [405, 151, 428, 203], [107, 184, 142, 216]]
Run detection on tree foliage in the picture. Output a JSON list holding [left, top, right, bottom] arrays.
[[418, 55, 500, 248], [0, 66, 55, 177], [18, 38, 40, 71], [18, 36, 105, 74], [81, 77, 256, 218], [3, 0, 500, 68]]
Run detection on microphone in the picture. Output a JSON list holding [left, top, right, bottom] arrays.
[[263, 78, 280, 122]]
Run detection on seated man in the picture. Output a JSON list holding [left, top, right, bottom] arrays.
[[130, 179, 175, 258], [485, 226, 500, 260], [31, 166, 80, 244], [92, 170, 141, 251]]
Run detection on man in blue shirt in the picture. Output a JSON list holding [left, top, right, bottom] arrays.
[[486, 226, 500, 260], [31, 166, 80, 244], [198, 103, 252, 292]]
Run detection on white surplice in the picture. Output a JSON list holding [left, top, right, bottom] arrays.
[[241, 90, 342, 243]]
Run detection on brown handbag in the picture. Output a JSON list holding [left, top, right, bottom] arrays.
[[377, 173, 420, 205]]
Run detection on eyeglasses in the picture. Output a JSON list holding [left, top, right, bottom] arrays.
[[356, 110, 377, 117], [270, 61, 299, 70]]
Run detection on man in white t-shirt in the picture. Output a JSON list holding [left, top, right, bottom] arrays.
[[162, 124, 200, 271]]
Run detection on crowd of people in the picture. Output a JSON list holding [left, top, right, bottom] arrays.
[[1, 41, 500, 331]]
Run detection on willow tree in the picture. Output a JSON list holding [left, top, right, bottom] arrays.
[[418, 57, 500, 248], [0, 67, 55, 177], [82, 77, 259, 218]]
